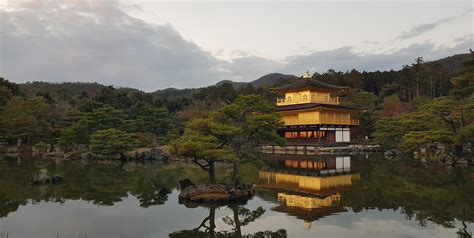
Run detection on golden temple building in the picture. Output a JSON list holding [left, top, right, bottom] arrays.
[[259, 169, 360, 195], [271, 74, 364, 144], [257, 156, 362, 228]]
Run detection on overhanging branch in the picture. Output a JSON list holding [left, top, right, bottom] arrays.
[[193, 157, 211, 171]]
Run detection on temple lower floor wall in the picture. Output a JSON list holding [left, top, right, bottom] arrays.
[[278, 125, 351, 143]]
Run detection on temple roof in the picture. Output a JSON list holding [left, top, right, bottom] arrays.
[[270, 77, 348, 92], [272, 205, 346, 222], [275, 103, 365, 112]]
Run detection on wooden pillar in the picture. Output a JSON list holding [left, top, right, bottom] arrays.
[[297, 127, 300, 143]]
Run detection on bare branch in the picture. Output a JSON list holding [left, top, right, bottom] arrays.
[[193, 157, 210, 171]]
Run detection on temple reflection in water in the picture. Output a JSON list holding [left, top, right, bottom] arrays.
[[258, 154, 362, 229]]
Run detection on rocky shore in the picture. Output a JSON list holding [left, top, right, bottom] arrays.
[[384, 148, 473, 167], [0, 145, 170, 161]]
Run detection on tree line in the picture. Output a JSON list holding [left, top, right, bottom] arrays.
[[0, 52, 472, 162]]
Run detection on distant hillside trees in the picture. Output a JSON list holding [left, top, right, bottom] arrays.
[[0, 81, 173, 157], [371, 52, 474, 156], [312, 57, 456, 102]]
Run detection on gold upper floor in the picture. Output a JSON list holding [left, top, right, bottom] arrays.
[[260, 170, 360, 192], [276, 90, 339, 106], [280, 110, 360, 126], [278, 193, 341, 209]]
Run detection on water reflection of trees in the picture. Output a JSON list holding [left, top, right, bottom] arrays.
[[1, 155, 474, 237], [169, 205, 287, 238], [0, 157, 213, 217], [342, 159, 474, 230]]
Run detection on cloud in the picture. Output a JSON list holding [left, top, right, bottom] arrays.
[[0, 0, 471, 91], [1, 0, 224, 90], [279, 38, 472, 74], [397, 9, 473, 40]]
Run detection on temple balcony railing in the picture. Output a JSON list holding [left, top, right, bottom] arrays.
[[282, 119, 360, 126], [276, 95, 339, 106], [316, 119, 360, 125], [351, 120, 360, 125]]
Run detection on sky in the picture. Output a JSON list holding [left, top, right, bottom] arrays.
[[0, 0, 473, 91]]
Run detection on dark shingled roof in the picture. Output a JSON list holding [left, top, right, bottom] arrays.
[[275, 103, 365, 112], [270, 77, 348, 92]]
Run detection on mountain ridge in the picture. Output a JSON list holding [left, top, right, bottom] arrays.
[[11, 53, 470, 98], [213, 53, 471, 89]]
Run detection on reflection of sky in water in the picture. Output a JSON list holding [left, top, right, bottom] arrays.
[[0, 192, 469, 238]]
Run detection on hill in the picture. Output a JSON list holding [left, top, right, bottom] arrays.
[[214, 80, 248, 89], [215, 73, 297, 89], [428, 53, 471, 74]]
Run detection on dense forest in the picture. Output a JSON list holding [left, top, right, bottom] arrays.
[[0, 52, 472, 159]]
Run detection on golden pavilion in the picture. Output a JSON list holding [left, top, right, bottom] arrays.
[[257, 155, 362, 227], [271, 73, 364, 144]]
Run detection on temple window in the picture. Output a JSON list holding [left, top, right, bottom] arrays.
[[300, 131, 307, 138]]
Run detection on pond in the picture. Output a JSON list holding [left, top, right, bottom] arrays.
[[0, 154, 472, 238]]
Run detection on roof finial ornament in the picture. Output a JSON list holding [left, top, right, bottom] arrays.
[[303, 70, 311, 79]]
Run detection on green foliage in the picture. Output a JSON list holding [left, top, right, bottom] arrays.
[[90, 129, 140, 158], [352, 112, 375, 140], [58, 124, 89, 151], [193, 82, 238, 104], [370, 53, 474, 153], [170, 119, 237, 183], [312, 53, 459, 101], [124, 104, 170, 140], [337, 89, 377, 139], [0, 77, 179, 153], [407, 96, 431, 112], [34, 141, 50, 153], [0, 96, 54, 144], [450, 55, 474, 100], [0, 78, 22, 103], [340, 89, 378, 112], [171, 95, 283, 183], [87, 106, 127, 131], [135, 132, 157, 147], [379, 95, 406, 117], [371, 117, 404, 148], [458, 124, 474, 144], [212, 95, 285, 149], [0, 86, 13, 107], [402, 130, 454, 151], [77, 98, 103, 113], [171, 128, 236, 163]]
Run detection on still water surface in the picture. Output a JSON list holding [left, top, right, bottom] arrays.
[[0, 154, 472, 238]]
